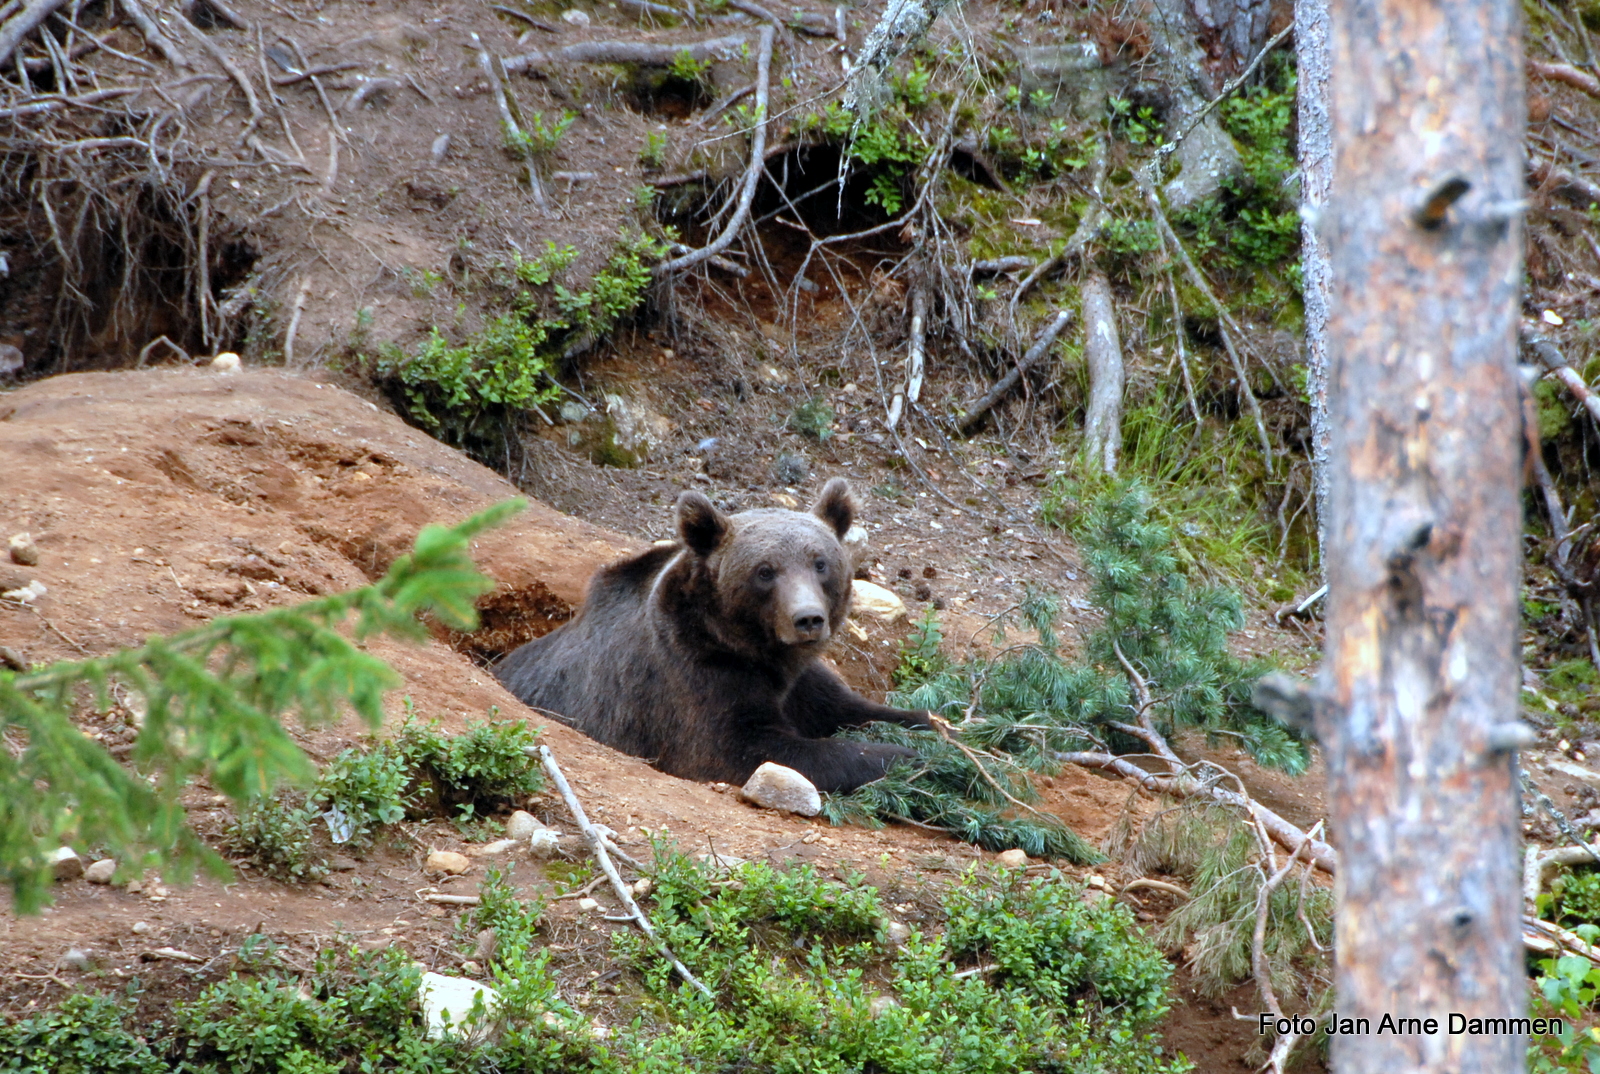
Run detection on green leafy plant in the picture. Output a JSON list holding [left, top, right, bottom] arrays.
[[313, 745, 410, 846], [223, 792, 324, 880], [787, 398, 836, 439], [640, 130, 669, 169], [396, 713, 543, 817], [506, 109, 574, 155], [511, 241, 578, 287], [1530, 947, 1600, 1074], [0, 503, 519, 913]]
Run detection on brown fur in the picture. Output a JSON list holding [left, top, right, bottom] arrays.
[[493, 479, 928, 792]]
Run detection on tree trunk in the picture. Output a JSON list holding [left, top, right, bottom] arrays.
[[1082, 271, 1124, 474], [1295, 0, 1332, 573], [1318, 0, 1525, 1068]]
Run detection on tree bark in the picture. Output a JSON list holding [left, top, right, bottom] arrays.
[[1295, 0, 1332, 573], [1318, 0, 1525, 1068], [1081, 271, 1124, 474]]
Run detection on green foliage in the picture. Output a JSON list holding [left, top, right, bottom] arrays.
[[376, 231, 665, 458], [375, 314, 559, 451], [0, 503, 519, 913], [787, 398, 836, 439], [506, 109, 574, 155], [1136, 805, 1330, 997], [640, 130, 669, 169], [799, 102, 925, 214], [0, 992, 164, 1074], [1552, 870, 1600, 927], [668, 49, 711, 85], [396, 713, 544, 815], [313, 745, 410, 845], [223, 793, 323, 881], [893, 606, 948, 688], [1108, 96, 1161, 145], [609, 846, 1189, 1074], [1530, 949, 1600, 1074], [831, 482, 1303, 857]]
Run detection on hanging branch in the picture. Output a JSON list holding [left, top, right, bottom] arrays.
[[1136, 167, 1275, 471], [536, 745, 712, 998], [654, 24, 773, 276]]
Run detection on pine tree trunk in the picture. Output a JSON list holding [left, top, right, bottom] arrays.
[[1295, 0, 1332, 571], [1317, 0, 1525, 1068]]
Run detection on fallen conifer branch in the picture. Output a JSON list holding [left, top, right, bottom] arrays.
[[618, 0, 695, 21], [504, 33, 748, 72], [537, 745, 713, 997], [654, 24, 773, 276], [957, 310, 1072, 434], [887, 276, 928, 431]]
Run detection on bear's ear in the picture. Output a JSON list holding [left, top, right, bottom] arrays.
[[811, 477, 854, 539], [677, 490, 730, 556]]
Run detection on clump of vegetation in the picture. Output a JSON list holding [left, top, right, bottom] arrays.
[[0, 849, 1190, 1073], [374, 232, 667, 461], [394, 712, 544, 818], [787, 398, 836, 439], [828, 482, 1302, 856]]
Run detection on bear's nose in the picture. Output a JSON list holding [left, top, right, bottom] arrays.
[[793, 612, 826, 640]]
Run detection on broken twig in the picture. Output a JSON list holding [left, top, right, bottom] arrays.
[[958, 310, 1072, 434]]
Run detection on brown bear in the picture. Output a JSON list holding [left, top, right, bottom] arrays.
[[493, 478, 930, 792]]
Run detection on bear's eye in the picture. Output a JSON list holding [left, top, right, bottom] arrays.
[[757, 565, 776, 583], [814, 558, 827, 574]]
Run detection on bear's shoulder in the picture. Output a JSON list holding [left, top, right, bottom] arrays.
[[588, 541, 680, 599]]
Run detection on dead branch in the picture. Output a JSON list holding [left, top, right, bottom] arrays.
[[619, 0, 695, 21], [282, 276, 312, 366], [691, 80, 755, 130], [649, 168, 709, 186], [1531, 156, 1600, 207], [173, 7, 263, 145], [1524, 845, 1600, 910], [271, 62, 361, 85], [504, 33, 749, 72], [887, 276, 928, 430], [1082, 270, 1124, 473], [1137, 167, 1275, 471], [1121, 877, 1190, 898], [1166, 268, 1204, 427], [474, 33, 549, 212], [287, 37, 339, 195], [136, 335, 190, 367], [341, 76, 403, 111], [668, 241, 748, 276], [537, 745, 712, 998], [1253, 823, 1322, 1074], [1149, 22, 1293, 176], [1008, 140, 1107, 324], [971, 256, 1033, 275], [1525, 325, 1600, 426], [842, 0, 953, 115], [491, 4, 560, 32], [957, 310, 1072, 435], [0, 0, 67, 70], [1525, 915, 1600, 965], [0, 86, 138, 118], [654, 25, 773, 276], [725, 0, 793, 51], [1530, 58, 1600, 98]]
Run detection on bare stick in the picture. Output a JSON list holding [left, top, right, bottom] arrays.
[[173, 7, 263, 145], [505, 33, 748, 73], [257, 24, 303, 163], [0, 0, 67, 70], [475, 33, 548, 212], [619, 0, 693, 21], [1149, 22, 1293, 175], [287, 37, 339, 195], [1530, 156, 1600, 207], [1253, 822, 1322, 1074], [282, 276, 311, 366], [1530, 58, 1600, 98], [537, 745, 712, 997], [1081, 269, 1124, 473], [1525, 325, 1600, 426], [0, 85, 138, 118], [1166, 269, 1203, 427], [654, 25, 773, 276], [958, 310, 1071, 434], [887, 277, 927, 430], [1137, 167, 1274, 471]]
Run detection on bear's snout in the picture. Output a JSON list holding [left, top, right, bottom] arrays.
[[774, 574, 832, 647], [792, 611, 828, 642]]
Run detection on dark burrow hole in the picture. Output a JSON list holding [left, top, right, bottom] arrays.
[[626, 69, 714, 120]]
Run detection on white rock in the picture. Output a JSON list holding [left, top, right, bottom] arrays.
[[419, 972, 500, 1041], [632, 877, 653, 898], [471, 839, 519, 857], [209, 352, 241, 373], [739, 762, 822, 816], [49, 847, 83, 881], [850, 580, 906, 622], [997, 848, 1029, 868], [560, 8, 590, 25], [131, 921, 152, 934], [85, 859, 117, 884], [426, 850, 471, 875], [884, 921, 911, 946], [2, 579, 46, 604], [528, 829, 561, 859], [506, 810, 547, 840], [59, 948, 93, 972], [576, 897, 600, 912], [869, 994, 901, 1017], [8, 532, 39, 566]]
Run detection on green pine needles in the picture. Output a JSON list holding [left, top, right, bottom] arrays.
[[0, 500, 523, 913], [828, 481, 1307, 858]]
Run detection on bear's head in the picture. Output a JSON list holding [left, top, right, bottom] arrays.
[[673, 478, 855, 659]]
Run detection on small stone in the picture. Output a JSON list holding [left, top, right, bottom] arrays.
[[0, 343, 22, 379], [884, 921, 911, 946], [328, 855, 359, 871], [869, 994, 901, 1017], [561, 8, 590, 24], [472, 839, 519, 857], [461, 960, 482, 976], [59, 948, 93, 972], [131, 921, 151, 934], [126, 880, 143, 894], [8, 533, 39, 566], [2, 579, 46, 604], [85, 859, 117, 884], [506, 810, 546, 840], [209, 352, 241, 373], [430, 133, 451, 161], [528, 829, 561, 859], [426, 850, 471, 875], [1086, 874, 1106, 889], [739, 762, 822, 816], [850, 580, 906, 622], [996, 848, 1029, 868], [632, 877, 653, 898], [576, 897, 600, 912], [49, 847, 83, 881]]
